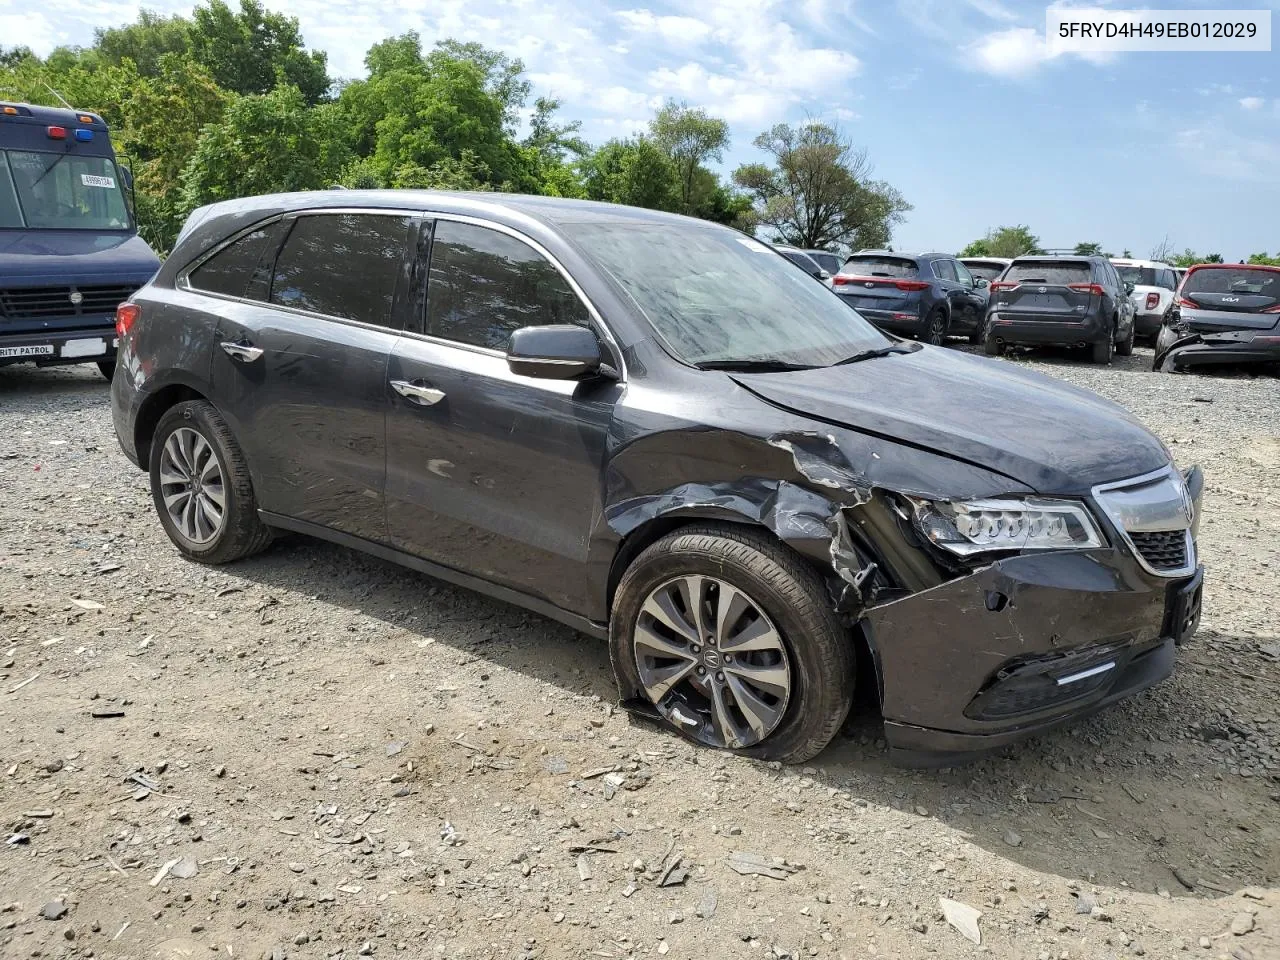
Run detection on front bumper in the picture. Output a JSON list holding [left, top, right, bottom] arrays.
[[0, 322, 118, 366], [863, 545, 1203, 767], [985, 314, 1108, 346]]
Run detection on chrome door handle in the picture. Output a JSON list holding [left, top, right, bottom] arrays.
[[390, 379, 446, 405], [220, 341, 264, 362]]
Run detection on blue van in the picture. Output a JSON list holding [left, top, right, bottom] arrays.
[[1, 102, 161, 379]]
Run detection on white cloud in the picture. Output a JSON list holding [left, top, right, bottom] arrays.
[[616, 9, 713, 46], [0, 12, 60, 53], [1175, 127, 1280, 183], [1239, 96, 1266, 111], [967, 26, 1049, 76]]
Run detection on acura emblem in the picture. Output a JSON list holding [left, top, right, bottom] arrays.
[[69, 290, 83, 306], [703, 649, 721, 668]]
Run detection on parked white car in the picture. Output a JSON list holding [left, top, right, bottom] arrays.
[[1112, 259, 1179, 340]]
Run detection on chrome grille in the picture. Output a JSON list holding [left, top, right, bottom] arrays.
[[1129, 530, 1190, 572], [0, 285, 136, 321], [1092, 465, 1198, 578]]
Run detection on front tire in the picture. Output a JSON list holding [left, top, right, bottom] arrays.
[[96, 361, 115, 381], [611, 524, 854, 763], [148, 400, 272, 564]]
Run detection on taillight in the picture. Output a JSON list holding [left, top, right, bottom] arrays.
[[1176, 297, 1197, 308], [832, 276, 853, 286], [116, 302, 140, 338], [1263, 304, 1280, 314], [989, 281, 1019, 293], [894, 280, 929, 291], [1145, 292, 1160, 310], [1067, 283, 1106, 296]]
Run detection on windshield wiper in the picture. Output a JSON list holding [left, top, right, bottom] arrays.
[[694, 359, 819, 372], [831, 343, 921, 366], [30, 150, 71, 190]]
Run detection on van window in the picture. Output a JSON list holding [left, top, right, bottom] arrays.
[[269, 213, 413, 328]]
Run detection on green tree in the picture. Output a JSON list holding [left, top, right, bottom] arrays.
[[1073, 241, 1103, 256], [650, 100, 729, 216], [580, 137, 680, 211], [180, 84, 348, 209], [189, 0, 329, 104], [960, 225, 1042, 258], [432, 39, 530, 132], [94, 11, 191, 77], [1246, 252, 1280, 265], [733, 121, 910, 250]]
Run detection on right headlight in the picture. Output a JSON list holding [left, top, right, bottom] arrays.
[[909, 497, 1105, 557]]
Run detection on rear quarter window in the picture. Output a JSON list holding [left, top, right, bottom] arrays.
[[1006, 261, 1092, 285], [188, 220, 287, 299], [841, 257, 918, 278]]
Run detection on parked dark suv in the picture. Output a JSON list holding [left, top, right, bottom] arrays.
[[111, 191, 1204, 766], [833, 251, 987, 345], [984, 255, 1136, 364]]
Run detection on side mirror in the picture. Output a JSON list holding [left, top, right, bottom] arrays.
[[1124, 282, 1135, 295], [119, 166, 134, 191], [817, 269, 832, 281], [974, 277, 989, 289], [507, 325, 606, 380]]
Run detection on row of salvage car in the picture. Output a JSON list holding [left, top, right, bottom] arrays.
[[779, 245, 1279, 374]]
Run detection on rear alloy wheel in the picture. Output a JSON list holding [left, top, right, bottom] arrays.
[[149, 400, 273, 564], [983, 328, 1003, 356], [611, 524, 854, 763], [922, 309, 948, 346]]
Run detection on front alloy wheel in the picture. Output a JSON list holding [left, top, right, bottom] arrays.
[[634, 575, 792, 749]]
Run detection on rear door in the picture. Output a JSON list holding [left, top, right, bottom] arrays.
[[833, 255, 925, 316], [205, 210, 417, 542], [951, 259, 986, 326], [1179, 266, 1280, 331], [991, 260, 1097, 321], [383, 217, 621, 619]]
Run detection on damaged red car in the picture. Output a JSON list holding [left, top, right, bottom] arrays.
[[110, 192, 1205, 765]]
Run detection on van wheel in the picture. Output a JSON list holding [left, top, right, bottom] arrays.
[[983, 329, 1003, 356], [97, 361, 115, 381], [148, 400, 273, 564], [611, 524, 854, 763], [1115, 320, 1135, 356], [1090, 329, 1115, 365]]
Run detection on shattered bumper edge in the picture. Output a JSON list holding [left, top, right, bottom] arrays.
[[883, 637, 1176, 768]]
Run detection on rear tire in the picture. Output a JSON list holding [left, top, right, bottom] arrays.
[[967, 319, 985, 345], [149, 400, 273, 564], [983, 328, 1003, 356], [96, 361, 115, 381], [611, 524, 854, 764], [921, 309, 948, 346], [1115, 319, 1135, 356], [1090, 328, 1115, 365]]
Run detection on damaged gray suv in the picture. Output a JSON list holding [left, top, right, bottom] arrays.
[[110, 191, 1205, 765]]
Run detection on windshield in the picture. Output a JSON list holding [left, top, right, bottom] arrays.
[[963, 261, 1006, 281], [568, 222, 890, 367], [0, 150, 131, 231], [841, 256, 918, 278]]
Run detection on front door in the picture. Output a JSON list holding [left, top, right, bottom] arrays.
[[206, 210, 418, 542], [384, 218, 620, 619]]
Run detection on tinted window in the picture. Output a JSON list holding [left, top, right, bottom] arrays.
[[840, 256, 918, 278], [270, 213, 413, 327], [1159, 269, 1177, 290], [427, 220, 592, 350], [808, 252, 841, 274], [963, 261, 1007, 281], [1185, 267, 1280, 297], [781, 249, 820, 276], [953, 260, 974, 285], [1116, 264, 1157, 287], [190, 220, 285, 299], [1006, 260, 1092, 285], [932, 259, 957, 281], [564, 222, 890, 368]]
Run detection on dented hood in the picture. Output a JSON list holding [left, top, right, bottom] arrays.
[[732, 347, 1170, 494]]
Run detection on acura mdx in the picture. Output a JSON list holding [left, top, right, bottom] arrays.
[[111, 192, 1205, 765]]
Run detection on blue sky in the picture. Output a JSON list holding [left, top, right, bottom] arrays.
[[7, 0, 1279, 258]]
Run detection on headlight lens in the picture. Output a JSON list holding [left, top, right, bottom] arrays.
[[910, 497, 1104, 556]]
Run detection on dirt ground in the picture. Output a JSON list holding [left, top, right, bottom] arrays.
[[1, 345, 1277, 960]]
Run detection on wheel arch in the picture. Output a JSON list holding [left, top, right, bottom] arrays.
[[134, 382, 209, 467]]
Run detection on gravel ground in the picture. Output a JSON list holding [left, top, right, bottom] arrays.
[[1, 345, 1277, 960]]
